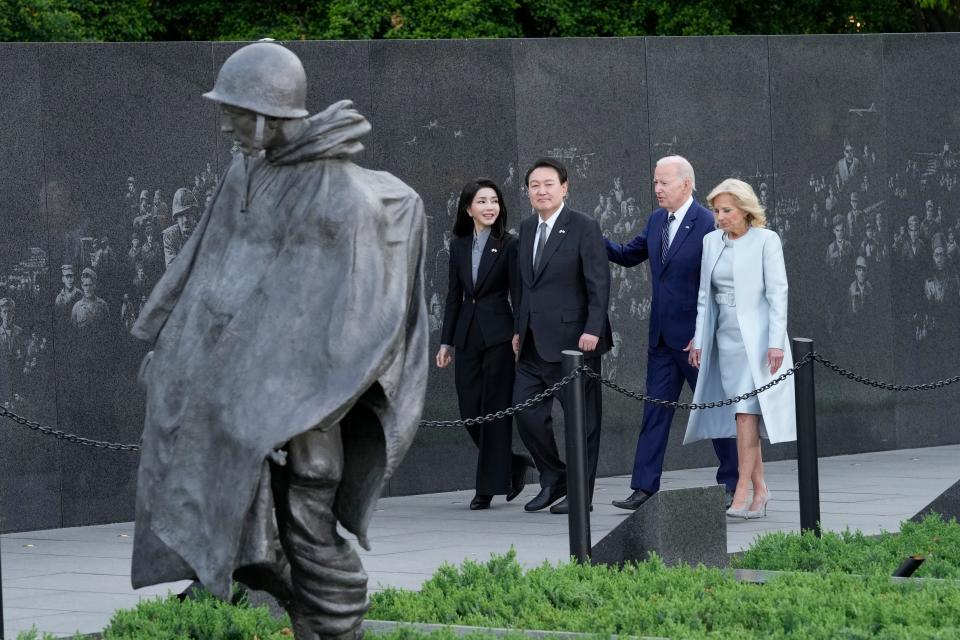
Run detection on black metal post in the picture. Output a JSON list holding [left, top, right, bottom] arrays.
[[561, 350, 591, 562], [892, 555, 925, 578], [793, 337, 821, 537]]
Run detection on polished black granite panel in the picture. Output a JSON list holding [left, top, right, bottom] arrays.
[[0, 37, 956, 532], [882, 33, 960, 449], [0, 43, 62, 532], [768, 35, 896, 456], [37, 42, 218, 526]]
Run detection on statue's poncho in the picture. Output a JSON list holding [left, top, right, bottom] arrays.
[[129, 101, 427, 599]]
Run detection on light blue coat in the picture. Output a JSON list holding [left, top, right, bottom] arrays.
[[684, 227, 797, 445]]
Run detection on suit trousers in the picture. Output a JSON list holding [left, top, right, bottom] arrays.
[[273, 425, 367, 639], [631, 340, 738, 494], [513, 332, 602, 495], [454, 339, 525, 495]]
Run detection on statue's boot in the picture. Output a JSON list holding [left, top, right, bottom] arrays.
[[290, 612, 363, 640]]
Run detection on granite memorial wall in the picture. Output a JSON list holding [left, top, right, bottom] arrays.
[[0, 34, 957, 531]]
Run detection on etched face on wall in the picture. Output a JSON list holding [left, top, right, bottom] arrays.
[[81, 276, 96, 298]]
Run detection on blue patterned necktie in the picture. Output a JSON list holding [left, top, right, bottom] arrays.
[[661, 213, 676, 264]]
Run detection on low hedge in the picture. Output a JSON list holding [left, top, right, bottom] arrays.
[[16, 515, 960, 639], [369, 550, 960, 639], [732, 513, 960, 578]]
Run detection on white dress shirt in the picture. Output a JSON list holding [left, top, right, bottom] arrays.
[[668, 196, 694, 246], [533, 202, 564, 268]]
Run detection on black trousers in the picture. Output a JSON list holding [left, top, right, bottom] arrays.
[[512, 332, 602, 495], [454, 339, 525, 495]]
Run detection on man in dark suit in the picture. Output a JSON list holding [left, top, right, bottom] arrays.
[[512, 157, 612, 514], [605, 156, 738, 510]]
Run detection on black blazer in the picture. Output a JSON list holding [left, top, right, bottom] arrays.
[[441, 232, 518, 350], [514, 206, 612, 362]]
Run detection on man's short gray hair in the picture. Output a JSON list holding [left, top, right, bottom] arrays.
[[656, 155, 696, 191]]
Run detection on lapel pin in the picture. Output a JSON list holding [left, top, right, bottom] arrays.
[[491, 248, 498, 253], [558, 229, 566, 234], [684, 225, 691, 229]]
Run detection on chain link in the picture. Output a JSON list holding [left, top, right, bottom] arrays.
[[3, 350, 960, 445], [419, 366, 587, 427], [0, 406, 141, 451], [582, 352, 814, 410], [812, 354, 960, 391]]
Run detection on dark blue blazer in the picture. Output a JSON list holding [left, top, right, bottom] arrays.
[[605, 200, 715, 351]]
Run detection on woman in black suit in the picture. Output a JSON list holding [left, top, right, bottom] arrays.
[[436, 178, 532, 510]]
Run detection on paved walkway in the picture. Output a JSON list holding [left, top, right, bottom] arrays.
[[3, 444, 958, 637]]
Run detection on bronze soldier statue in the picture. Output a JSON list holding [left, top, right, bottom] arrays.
[[130, 41, 428, 640]]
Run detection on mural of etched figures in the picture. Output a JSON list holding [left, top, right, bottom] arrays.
[[777, 131, 887, 343]]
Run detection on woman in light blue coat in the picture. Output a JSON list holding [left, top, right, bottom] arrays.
[[685, 179, 796, 519]]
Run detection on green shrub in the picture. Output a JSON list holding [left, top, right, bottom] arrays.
[[733, 513, 960, 578], [369, 549, 960, 639], [101, 590, 291, 639]]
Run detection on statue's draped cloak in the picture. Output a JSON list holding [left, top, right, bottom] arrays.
[[129, 101, 428, 599]]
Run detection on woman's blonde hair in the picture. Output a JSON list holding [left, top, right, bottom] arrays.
[[706, 178, 766, 228]]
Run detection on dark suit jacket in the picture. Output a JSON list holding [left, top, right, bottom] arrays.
[[441, 233, 518, 350], [605, 199, 714, 350], [515, 206, 612, 362]]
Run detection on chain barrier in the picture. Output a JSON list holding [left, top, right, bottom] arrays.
[[3, 351, 960, 447], [812, 354, 960, 391], [0, 405, 141, 451], [419, 366, 587, 427], [582, 351, 813, 410]]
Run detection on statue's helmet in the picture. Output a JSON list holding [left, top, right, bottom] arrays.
[[171, 188, 199, 217], [202, 42, 308, 119]]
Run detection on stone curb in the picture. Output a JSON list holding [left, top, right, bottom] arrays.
[[362, 619, 663, 639]]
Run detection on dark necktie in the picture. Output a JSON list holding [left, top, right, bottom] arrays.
[[534, 221, 548, 271], [661, 213, 676, 264]]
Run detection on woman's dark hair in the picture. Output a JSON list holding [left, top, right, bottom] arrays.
[[452, 178, 508, 239]]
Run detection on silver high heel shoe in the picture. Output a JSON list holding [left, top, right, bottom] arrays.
[[725, 493, 750, 519], [726, 504, 749, 519], [746, 488, 771, 519]]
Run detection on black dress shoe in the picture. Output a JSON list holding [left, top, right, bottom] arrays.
[[724, 490, 735, 509], [549, 498, 593, 514], [506, 455, 534, 502], [611, 489, 653, 510], [470, 494, 493, 510], [524, 484, 566, 512]]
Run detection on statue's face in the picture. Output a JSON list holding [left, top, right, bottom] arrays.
[[220, 104, 271, 154], [81, 277, 96, 297], [62, 273, 75, 289]]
